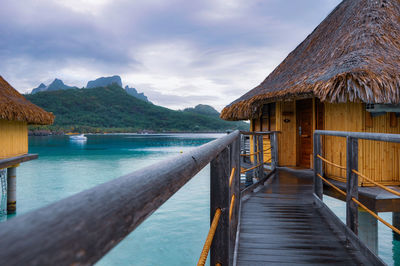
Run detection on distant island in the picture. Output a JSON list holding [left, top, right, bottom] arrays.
[[31, 75, 151, 103], [25, 81, 248, 134]]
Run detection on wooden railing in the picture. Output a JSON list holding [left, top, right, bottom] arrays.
[[314, 130, 400, 234], [0, 130, 279, 266], [313, 130, 400, 263], [202, 130, 278, 265]]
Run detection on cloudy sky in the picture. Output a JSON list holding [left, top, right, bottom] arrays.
[[0, 0, 341, 111]]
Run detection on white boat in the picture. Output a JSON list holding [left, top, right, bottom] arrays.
[[69, 134, 87, 141]]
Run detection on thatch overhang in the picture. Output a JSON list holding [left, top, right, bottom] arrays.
[[221, 0, 400, 121], [0, 76, 54, 125]]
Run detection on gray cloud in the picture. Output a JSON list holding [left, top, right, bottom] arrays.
[[0, 0, 341, 110]]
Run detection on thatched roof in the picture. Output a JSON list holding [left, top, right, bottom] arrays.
[[221, 0, 400, 120], [0, 76, 54, 125]]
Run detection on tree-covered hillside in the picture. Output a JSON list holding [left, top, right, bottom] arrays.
[[25, 85, 248, 133]]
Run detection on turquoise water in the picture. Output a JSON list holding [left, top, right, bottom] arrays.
[[4, 133, 399, 265], [12, 133, 223, 265]]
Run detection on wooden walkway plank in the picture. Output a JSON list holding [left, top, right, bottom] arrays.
[[236, 169, 374, 266]]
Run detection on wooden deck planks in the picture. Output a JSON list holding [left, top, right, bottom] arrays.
[[236, 169, 368, 266]]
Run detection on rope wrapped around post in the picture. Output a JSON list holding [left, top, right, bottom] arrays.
[[316, 173, 400, 236], [229, 194, 235, 222], [229, 168, 236, 187], [197, 208, 222, 266]]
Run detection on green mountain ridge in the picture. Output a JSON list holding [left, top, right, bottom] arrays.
[[25, 84, 248, 133], [183, 104, 220, 116]]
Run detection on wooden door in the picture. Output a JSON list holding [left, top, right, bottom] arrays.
[[297, 99, 313, 168]]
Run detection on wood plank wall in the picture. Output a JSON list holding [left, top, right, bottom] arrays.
[[0, 119, 28, 160], [324, 103, 400, 186]]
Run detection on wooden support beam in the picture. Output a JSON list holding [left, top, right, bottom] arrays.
[[346, 137, 359, 235], [270, 132, 279, 170], [210, 147, 230, 265], [258, 135, 264, 179], [313, 134, 323, 199], [6, 167, 16, 214], [253, 135, 258, 179], [229, 138, 240, 265], [0, 154, 38, 170]]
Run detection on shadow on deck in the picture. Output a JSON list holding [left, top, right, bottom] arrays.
[[236, 168, 376, 266]]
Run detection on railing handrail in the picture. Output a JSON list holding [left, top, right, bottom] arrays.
[[0, 130, 240, 266], [240, 131, 279, 135], [314, 130, 400, 143]]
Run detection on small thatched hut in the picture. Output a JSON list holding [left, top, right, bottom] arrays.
[[0, 76, 53, 213], [0, 76, 54, 159], [221, 0, 400, 185]]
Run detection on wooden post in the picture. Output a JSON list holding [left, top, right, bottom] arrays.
[[210, 147, 230, 265], [346, 137, 358, 234], [7, 166, 16, 214], [258, 135, 264, 179], [313, 133, 323, 199], [393, 212, 400, 241], [271, 132, 279, 170], [358, 209, 378, 254], [229, 138, 240, 265], [253, 134, 258, 179]]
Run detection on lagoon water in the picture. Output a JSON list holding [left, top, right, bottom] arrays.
[[14, 133, 221, 266], [5, 133, 400, 265]]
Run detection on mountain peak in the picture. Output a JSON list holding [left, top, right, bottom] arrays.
[[184, 104, 219, 116], [124, 85, 150, 103], [86, 75, 122, 88], [51, 78, 64, 85], [47, 79, 76, 92]]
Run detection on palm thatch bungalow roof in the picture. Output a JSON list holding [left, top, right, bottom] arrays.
[[0, 76, 54, 125], [221, 0, 400, 121]]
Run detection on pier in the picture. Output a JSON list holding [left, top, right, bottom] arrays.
[[237, 169, 371, 265], [0, 130, 398, 265]]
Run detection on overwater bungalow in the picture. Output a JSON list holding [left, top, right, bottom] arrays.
[[0, 1, 399, 265], [221, 0, 400, 186], [0, 76, 54, 212]]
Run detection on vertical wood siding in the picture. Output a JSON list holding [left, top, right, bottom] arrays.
[[324, 103, 400, 185], [0, 119, 28, 160]]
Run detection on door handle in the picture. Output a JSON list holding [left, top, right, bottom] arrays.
[[299, 126, 302, 136]]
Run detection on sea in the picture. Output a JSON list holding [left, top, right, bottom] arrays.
[[2, 133, 399, 265]]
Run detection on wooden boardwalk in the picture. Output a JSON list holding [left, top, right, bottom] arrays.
[[236, 169, 371, 266]]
